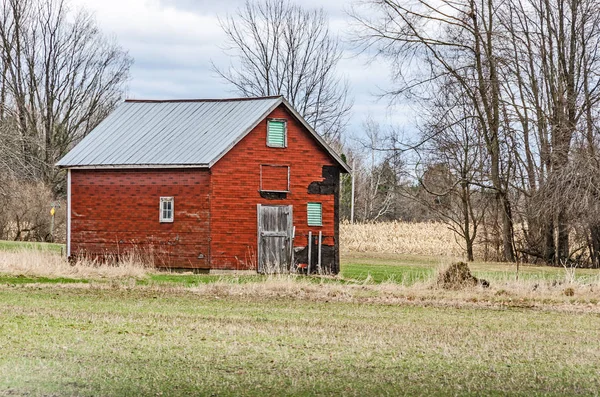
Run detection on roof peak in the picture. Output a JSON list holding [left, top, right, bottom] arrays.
[[124, 96, 283, 104]]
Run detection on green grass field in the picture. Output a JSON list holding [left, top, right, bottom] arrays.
[[0, 286, 599, 396], [0, 240, 64, 254], [342, 252, 600, 284], [1, 240, 600, 395]]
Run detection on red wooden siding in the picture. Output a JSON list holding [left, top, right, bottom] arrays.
[[209, 105, 336, 270], [70, 169, 210, 268], [260, 165, 289, 192], [69, 104, 339, 270]]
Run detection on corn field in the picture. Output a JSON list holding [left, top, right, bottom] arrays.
[[340, 221, 469, 257]]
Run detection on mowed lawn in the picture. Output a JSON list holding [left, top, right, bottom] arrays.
[[0, 286, 599, 396]]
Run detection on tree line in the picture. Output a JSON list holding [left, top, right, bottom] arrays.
[[347, 0, 600, 267]]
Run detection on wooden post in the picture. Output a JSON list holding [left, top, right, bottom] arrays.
[[307, 231, 312, 275], [317, 231, 322, 274], [290, 226, 295, 273]]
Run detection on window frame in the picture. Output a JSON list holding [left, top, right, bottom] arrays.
[[266, 118, 288, 148], [159, 196, 174, 223], [259, 164, 290, 193], [307, 202, 323, 227]]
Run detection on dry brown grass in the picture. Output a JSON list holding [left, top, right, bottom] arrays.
[[340, 221, 466, 256], [2, 237, 599, 313], [180, 275, 600, 313], [12, 273, 598, 314], [0, 250, 153, 278]]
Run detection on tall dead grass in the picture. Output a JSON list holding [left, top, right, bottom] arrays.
[[0, 250, 153, 278], [340, 221, 465, 256], [1, 249, 599, 311]]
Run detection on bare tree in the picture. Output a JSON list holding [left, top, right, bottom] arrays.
[[350, 0, 517, 261], [499, 0, 600, 264], [0, 0, 132, 192], [349, 0, 600, 266], [0, 0, 131, 241], [215, 0, 352, 142], [411, 80, 490, 261]]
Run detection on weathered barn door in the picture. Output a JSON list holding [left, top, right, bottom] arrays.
[[257, 205, 293, 273]]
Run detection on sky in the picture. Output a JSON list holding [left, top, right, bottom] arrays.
[[68, 0, 413, 140]]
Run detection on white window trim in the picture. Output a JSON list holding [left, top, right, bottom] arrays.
[[259, 164, 290, 193], [160, 196, 174, 223], [266, 118, 288, 148]]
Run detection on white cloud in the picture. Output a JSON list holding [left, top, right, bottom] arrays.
[[68, 0, 410, 136]]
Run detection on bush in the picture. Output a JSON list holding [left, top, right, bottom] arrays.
[[0, 178, 65, 242]]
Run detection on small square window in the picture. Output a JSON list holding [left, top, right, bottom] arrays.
[[160, 197, 174, 223], [307, 202, 322, 226], [267, 119, 287, 148]]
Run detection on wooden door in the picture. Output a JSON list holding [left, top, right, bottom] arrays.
[[257, 205, 293, 273]]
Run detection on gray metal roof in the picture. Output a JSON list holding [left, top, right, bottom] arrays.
[[56, 96, 350, 173]]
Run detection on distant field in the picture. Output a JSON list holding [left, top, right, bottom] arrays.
[[341, 221, 466, 257]]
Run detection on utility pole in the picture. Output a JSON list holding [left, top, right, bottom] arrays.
[[350, 159, 355, 224]]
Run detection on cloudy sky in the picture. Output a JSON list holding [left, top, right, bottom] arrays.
[[69, 0, 412, 138]]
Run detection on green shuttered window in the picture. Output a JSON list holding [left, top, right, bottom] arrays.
[[307, 202, 322, 226], [267, 120, 286, 148]]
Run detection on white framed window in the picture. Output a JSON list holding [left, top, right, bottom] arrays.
[[267, 119, 287, 148], [160, 197, 174, 223]]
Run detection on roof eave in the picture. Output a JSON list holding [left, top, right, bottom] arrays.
[[57, 164, 210, 170]]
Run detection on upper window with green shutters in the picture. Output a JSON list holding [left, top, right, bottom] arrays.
[[267, 119, 287, 148]]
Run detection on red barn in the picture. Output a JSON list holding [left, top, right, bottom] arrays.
[[57, 96, 350, 273]]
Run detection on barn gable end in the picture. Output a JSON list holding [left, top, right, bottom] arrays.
[[210, 104, 340, 272]]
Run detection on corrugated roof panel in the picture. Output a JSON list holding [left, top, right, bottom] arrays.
[[56, 96, 351, 173], [118, 102, 196, 164], [56, 97, 282, 167]]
